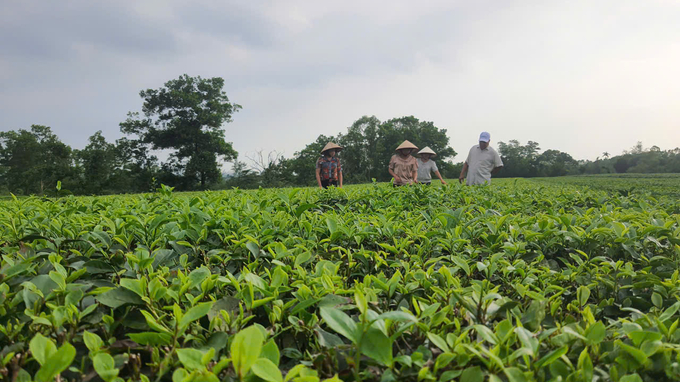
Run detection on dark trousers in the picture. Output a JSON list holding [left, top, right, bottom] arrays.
[[321, 179, 338, 189]]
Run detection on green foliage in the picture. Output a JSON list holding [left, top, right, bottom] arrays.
[[283, 115, 457, 186], [0, 177, 679, 381], [0, 125, 74, 195], [120, 74, 240, 189]]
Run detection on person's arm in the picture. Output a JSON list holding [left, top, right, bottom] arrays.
[[389, 168, 401, 183], [435, 171, 446, 185], [459, 162, 468, 183], [339, 171, 343, 188], [491, 150, 503, 175], [388, 158, 401, 183], [316, 167, 322, 188], [412, 169, 418, 184]]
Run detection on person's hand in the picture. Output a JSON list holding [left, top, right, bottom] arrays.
[[394, 176, 401, 184], [319, 185, 323, 189], [458, 176, 465, 184], [441, 180, 447, 185]]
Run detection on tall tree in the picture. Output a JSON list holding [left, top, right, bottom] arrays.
[[76, 131, 116, 194], [374, 116, 456, 181], [0, 125, 73, 195], [120, 74, 240, 189], [497, 140, 541, 178], [112, 137, 160, 193]]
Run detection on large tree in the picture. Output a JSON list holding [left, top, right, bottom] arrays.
[[120, 74, 240, 189], [0, 125, 73, 195], [76, 131, 116, 194]]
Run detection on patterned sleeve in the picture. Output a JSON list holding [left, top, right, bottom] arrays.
[[337, 158, 342, 173], [315, 158, 322, 169]]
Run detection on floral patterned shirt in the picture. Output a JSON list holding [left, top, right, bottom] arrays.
[[316, 156, 342, 181]]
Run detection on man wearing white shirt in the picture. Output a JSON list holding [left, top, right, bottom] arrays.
[[458, 132, 503, 185]]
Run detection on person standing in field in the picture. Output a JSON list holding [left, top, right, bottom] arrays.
[[316, 142, 343, 189], [389, 140, 419, 186], [458, 132, 503, 185], [416, 147, 447, 185]]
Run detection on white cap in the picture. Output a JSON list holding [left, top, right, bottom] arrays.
[[479, 132, 491, 142]]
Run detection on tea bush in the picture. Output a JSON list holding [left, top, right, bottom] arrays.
[[1, 178, 679, 381]]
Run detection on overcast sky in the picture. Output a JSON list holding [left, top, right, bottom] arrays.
[[1, 0, 679, 168]]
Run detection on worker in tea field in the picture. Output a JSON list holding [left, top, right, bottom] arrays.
[[316, 142, 344, 189], [416, 147, 447, 185], [389, 140, 419, 186], [459, 131, 503, 185]]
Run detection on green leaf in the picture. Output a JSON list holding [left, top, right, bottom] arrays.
[[34, 342, 76, 382], [48, 271, 66, 290], [451, 256, 470, 276], [93, 353, 119, 382], [504, 367, 528, 382], [619, 374, 644, 382], [577, 348, 593, 381], [96, 287, 144, 308], [261, 340, 280, 367], [461, 366, 483, 382], [360, 327, 393, 366], [83, 331, 104, 353], [179, 301, 213, 329], [295, 203, 317, 218], [577, 286, 590, 307], [475, 324, 499, 345], [319, 307, 359, 344], [627, 331, 663, 347], [128, 332, 173, 346], [231, 325, 264, 378], [514, 327, 537, 356], [173, 369, 189, 382], [316, 328, 344, 348], [434, 352, 455, 372], [427, 332, 450, 352], [659, 301, 680, 322], [586, 322, 606, 344], [294, 252, 312, 268], [326, 217, 338, 235], [177, 348, 206, 371], [251, 358, 283, 382], [120, 278, 145, 298], [440, 370, 463, 382], [534, 346, 568, 369], [376, 311, 417, 323], [29, 333, 57, 366], [246, 242, 260, 258], [140, 310, 171, 333], [521, 300, 546, 331], [187, 267, 211, 290], [290, 298, 321, 315], [652, 293, 663, 308]]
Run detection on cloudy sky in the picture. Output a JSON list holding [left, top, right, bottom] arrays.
[[1, 0, 679, 167]]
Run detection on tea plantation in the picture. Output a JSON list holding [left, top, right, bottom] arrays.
[[1, 177, 679, 382]]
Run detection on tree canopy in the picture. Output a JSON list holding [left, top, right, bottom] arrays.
[[120, 74, 240, 189]]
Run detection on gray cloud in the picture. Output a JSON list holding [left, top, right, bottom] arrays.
[[1, 0, 679, 165]]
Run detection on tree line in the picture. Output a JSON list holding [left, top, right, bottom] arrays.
[[1, 74, 679, 196]]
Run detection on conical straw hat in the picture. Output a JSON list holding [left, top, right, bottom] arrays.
[[321, 142, 343, 153], [417, 146, 436, 157], [395, 140, 418, 152]]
